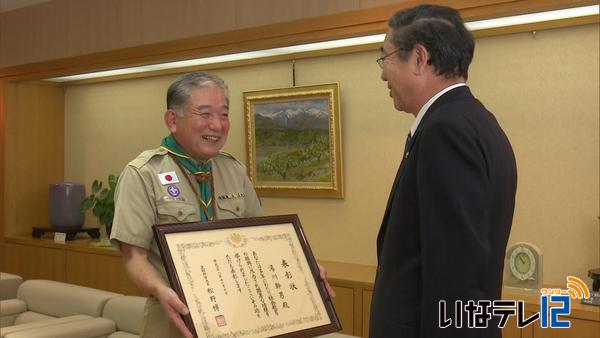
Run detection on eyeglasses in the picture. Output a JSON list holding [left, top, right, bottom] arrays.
[[376, 48, 401, 68]]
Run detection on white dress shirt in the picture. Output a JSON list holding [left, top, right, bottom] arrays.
[[409, 83, 466, 137]]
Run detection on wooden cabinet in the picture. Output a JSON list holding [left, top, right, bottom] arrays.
[[330, 285, 355, 335], [319, 261, 599, 338], [533, 318, 600, 338], [1, 235, 142, 295], [361, 290, 372, 337], [503, 311, 534, 338], [501, 288, 600, 338], [2, 241, 66, 282], [319, 260, 375, 337], [65, 249, 141, 295], [505, 315, 600, 338]]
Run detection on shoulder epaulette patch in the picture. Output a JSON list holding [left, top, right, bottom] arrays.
[[218, 151, 243, 166], [129, 148, 168, 169]]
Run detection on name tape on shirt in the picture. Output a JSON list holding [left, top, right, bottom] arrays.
[[158, 171, 179, 185]]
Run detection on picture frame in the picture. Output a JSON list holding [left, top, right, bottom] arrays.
[[243, 83, 343, 198], [153, 214, 341, 338]]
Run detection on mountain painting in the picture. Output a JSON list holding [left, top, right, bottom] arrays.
[[253, 98, 331, 182]]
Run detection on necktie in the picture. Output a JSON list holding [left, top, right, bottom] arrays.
[[403, 133, 411, 159]]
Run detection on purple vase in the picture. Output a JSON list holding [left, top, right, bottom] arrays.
[[49, 182, 85, 229]]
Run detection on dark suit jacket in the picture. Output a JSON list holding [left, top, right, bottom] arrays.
[[369, 86, 517, 338]]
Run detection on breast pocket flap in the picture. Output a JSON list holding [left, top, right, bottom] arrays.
[[156, 201, 197, 222], [217, 199, 244, 218]]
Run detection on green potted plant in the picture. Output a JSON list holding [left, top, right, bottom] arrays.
[[80, 174, 118, 238]]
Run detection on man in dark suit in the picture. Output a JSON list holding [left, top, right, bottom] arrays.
[[369, 5, 517, 338]]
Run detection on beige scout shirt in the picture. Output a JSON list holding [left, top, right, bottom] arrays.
[[110, 147, 263, 280]]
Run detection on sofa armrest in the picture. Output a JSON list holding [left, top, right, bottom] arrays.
[[0, 299, 26, 327], [102, 295, 145, 335], [0, 299, 26, 317], [4, 317, 116, 338], [0, 273, 23, 300]]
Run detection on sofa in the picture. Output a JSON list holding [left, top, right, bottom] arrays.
[[0, 277, 359, 338], [0, 279, 119, 338]]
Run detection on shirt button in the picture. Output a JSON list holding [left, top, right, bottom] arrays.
[[236, 206, 240, 212], [178, 210, 183, 216]]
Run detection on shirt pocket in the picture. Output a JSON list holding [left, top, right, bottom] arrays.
[[156, 201, 198, 224], [217, 198, 244, 219]]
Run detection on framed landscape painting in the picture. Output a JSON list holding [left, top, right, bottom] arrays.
[[243, 83, 343, 198]]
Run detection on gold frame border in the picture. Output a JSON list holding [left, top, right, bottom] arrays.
[[243, 83, 343, 198]]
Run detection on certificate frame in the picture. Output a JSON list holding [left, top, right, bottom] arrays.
[[153, 214, 341, 338]]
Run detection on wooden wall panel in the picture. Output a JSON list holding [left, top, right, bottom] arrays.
[[235, 0, 358, 29], [66, 0, 123, 58], [0, 79, 4, 259], [0, 0, 67, 67], [2, 242, 65, 281], [113, 0, 143, 49], [140, 0, 236, 45], [4, 82, 64, 236]]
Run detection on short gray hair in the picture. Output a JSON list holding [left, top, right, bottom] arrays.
[[388, 5, 474, 80], [166, 72, 229, 117]]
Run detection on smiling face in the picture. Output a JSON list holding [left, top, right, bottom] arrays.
[[380, 29, 419, 115], [166, 85, 230, 161]]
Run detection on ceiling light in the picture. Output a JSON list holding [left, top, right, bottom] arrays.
[[465, 4, 598, 31]]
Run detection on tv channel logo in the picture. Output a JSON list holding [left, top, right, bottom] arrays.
[[539, 275, 590, 328], [438, 275, 591, 329]]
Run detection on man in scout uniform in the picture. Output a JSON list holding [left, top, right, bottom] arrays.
[[110, 72, 263, 338]]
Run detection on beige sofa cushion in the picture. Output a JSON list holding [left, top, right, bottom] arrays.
[[4, 317, 115, 338], [102, 295, 144, 336], [13, 312, 54, 325], [17, 280, 120, 318], [0, 273, 22, 301], [0, 315, 91, 338], [108, 331, 138, 338]]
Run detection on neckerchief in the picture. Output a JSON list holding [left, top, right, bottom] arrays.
[[160, 134, 214, 221]]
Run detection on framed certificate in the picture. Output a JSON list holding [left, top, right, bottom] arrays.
[[153, 214, 341, 338]]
